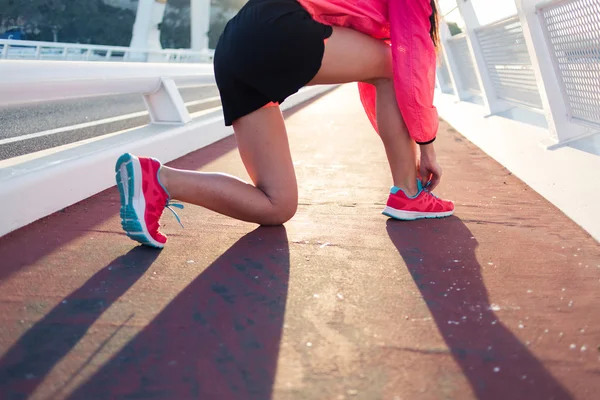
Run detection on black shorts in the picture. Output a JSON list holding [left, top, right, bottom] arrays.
[[213, 0, 333, 126]]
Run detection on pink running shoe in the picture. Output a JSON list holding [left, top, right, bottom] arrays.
[[115, 153, 183, 248], [383, 180, 454, 220]]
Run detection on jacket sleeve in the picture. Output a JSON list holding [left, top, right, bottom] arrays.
[[388, 0, 439, 144]]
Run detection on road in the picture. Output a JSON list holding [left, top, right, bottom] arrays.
[[0, 84, 221, 160]]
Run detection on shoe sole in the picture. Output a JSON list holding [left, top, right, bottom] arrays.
[[115, 153, 165, 249], [382, 206, 454, 221]]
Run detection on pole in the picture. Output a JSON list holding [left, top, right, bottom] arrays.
[[191, 0, 210, 52]]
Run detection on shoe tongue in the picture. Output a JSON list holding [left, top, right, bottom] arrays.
[[416, 179, 424, 192]]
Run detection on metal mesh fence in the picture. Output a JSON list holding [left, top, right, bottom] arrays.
[[447, 34, 482, 94], [540, 0, 600, 125], [476, 16, 544, 109]]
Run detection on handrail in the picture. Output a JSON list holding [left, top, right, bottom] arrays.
[[446, 33, 468, 42], [0, 39, 214, 62], [535, 0, 572, 10], [0, 60, 215, 108], [0, 84, 336, 238], [0, 39, 155, 52], [473, 15, 521, 32]]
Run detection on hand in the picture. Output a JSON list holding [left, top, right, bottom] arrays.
[[418, 143, 442, 191]]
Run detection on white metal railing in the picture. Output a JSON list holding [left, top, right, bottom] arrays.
[[0, 60, 215, 124], [475, 15, 543, 109], [0, 39, 214, 63], [0, 58, 210, 236], [0, 57, 333, 237], [538, 0, 600, 126], [446, 34, 482, 95], [437, 52, 455, 95], [437, 0, 600, 143]]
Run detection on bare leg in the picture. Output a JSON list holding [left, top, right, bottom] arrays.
[[159, 26, 418, 225], [160, 105, 298, 226], [373, 79, 419, 195], [310, 27, 419, 195]]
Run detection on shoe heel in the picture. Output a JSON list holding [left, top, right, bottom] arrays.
[[114, 153, 133, 172], [115, 154, 165, 249]]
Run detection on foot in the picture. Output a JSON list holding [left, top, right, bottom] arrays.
[[115, 153, 181, 248], [382, 180, 454, 220]]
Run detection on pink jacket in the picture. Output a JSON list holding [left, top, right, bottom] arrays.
[[298, 0, 439, 144]]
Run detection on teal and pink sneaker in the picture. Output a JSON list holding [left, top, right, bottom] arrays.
[[115, 153, 183, 248], [383, 180, 454, 220]]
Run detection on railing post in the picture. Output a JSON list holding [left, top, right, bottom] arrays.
[[1, 43, 9, 59], [62, 46, 68, 60], [106, 50, 112, 60], [143, 77, 192, 124], [514, 0, 597, 144], [35, 46, 41, 59], [435, 47, 455, 95], [456, 0, 513, 115], [439, 24, 469, 101], [130, 0, 166, 62], [434, 73, 442, 91], [191, 0, 210, 52]]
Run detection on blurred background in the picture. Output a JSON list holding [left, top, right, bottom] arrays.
[[0, 0, 247, 49]]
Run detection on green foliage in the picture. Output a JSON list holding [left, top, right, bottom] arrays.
[[447, 21, 463, 36], [0, 0, 247, 48], [161, 0, 248, 49], [1, 0, 136, 45]]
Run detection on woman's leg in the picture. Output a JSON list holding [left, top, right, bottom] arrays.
[[159, 26, 416, 226], [310, 27, 419, 196], [159, 105, 298, 225], [372, 79, 419, 196]]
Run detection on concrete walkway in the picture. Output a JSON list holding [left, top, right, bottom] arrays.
[[1, 85, 599, 400]]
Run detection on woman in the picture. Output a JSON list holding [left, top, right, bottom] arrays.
[[115, 0, 454, 248]]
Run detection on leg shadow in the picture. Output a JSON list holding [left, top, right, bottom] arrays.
[[0, 246, 159, 399], [67, 226, 290, 400], [386, 217, 572, 400]]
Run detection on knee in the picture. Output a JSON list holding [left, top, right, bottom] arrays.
[[363, 49, 393, 84], [263, 199, 298, 226], [270, 201, 298, 225]]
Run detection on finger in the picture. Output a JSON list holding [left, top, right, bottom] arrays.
[[428, 170, 441, 192], [421, 172, 431, 188], [418, 167, 428, 187]]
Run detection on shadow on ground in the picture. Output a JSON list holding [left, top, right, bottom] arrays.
[[386, 217, 572, 400], [61, 226, 290, 400], [0, 246, 160, 399]]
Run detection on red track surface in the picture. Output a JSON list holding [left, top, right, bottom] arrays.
[[1, 86, 599, 400]]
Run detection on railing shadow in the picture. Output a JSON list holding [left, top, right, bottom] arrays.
[[0, 246, 160, 399], [65, 226, 290, 400], [386, 217, 572, 400]]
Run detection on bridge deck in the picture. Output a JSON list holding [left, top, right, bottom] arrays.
[[1, 85, 598, 400]]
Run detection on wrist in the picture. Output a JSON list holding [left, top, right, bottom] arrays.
[[420, 143, 436, 156]]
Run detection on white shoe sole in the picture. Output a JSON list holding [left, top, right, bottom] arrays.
[[116, 153, 165, 249], [382, 206, 454, 221]]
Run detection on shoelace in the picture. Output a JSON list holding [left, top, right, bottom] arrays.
[[165, 200, 185, 228], [423, 181, 439, 199], [425, 190, 439, 199]]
